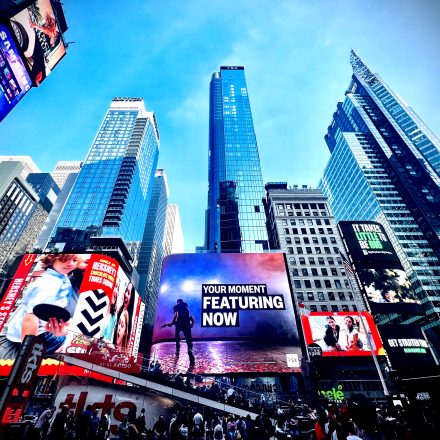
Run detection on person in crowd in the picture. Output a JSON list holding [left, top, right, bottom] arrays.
[[65, 409, 77, 440], [323, 316, 342, 351], [34, 406, 55, 439], [345, 421, 363, 440], [163, 298, 195, 366], [153, 415, 168, 439], [193, 409, 203, 435], [344, 316, 363, 351], [118, 416, 130, 439], [98, 411, 111, 440], [136, 408, 147, 435], [0, 254, 84, 358], [76, 404, 93, 440], [89, 408, 100, 439], [49, 404, 69, 439]]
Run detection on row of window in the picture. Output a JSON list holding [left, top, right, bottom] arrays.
[[286, 236, 337, 245], [294, 279, 348, 289], [287, 246, 340, 255], [292, 267, 347, 279], [283, 227, 334, 235], [289, 256, 343, 267], [281, 218, 331, 226]]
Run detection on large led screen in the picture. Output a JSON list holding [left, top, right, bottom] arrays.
[[301, 312, 384, 357], [151, 253, 302, 374], [338, 221, 398, 263], [379, 324, 437, 371], [0, 23, 32, 122], [0, 253, 144, 370], [10, 0, 66, 85]]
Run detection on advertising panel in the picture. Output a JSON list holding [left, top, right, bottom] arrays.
[[301, 312, 384, 357], [338, 221, 399, 263], [338, 221, 422, 314], [379, 324, 437, 371], [151, 253, 302, 374], [9, 0, 66, 85], [0, 253, 143, 371], [0, 22, 33, 122]]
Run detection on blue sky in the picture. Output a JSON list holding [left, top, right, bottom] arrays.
[[1, 0, 439, 252]]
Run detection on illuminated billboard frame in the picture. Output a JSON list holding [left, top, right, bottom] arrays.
[[9, 0, 66, 85], [0, 253, 143, 371], [0, 22, 33, 122], [151, 253, 302, 374], [301, 312, 384, 357]]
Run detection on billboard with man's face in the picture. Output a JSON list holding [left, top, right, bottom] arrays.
[[301, 312, 384, 357], [9, 0, 66, 85], [0, 253, 143, 374], [151, 253, 302, 374]]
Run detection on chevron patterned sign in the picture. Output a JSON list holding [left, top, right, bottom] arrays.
[[72, 289, 109, 337]]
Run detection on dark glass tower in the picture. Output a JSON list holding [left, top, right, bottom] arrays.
[[319, 51, 440, 334], [205, 66, 268, 253]]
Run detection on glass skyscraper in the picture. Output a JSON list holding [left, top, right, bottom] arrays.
[[205, 66, 268, 253], [50, 98, 159, 267], [319, 51, 440, 335]]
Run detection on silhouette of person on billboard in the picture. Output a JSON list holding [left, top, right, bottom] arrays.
[[163, 298, 195, 366]]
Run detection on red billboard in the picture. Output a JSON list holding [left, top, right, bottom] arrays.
[[0, 253, 144, 370], [301, 312, 384, 357], [9, 0, 66, 85], [151, 253, 302, 374]]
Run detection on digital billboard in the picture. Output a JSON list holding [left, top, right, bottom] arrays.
[[0, 253, 144, 368], [379, 324, 437, 371], [338, 221, 398, 263], [0, 22, 32, 122], [9, 0, 66, 85], [338, 221, 422, 314], [151, 253, 302, 374], [301, 312, 384, 357]]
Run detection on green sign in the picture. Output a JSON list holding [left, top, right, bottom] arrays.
[[318, 384, 345, 401]]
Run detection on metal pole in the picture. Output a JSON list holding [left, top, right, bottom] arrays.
[[346, 271, 390, 396]]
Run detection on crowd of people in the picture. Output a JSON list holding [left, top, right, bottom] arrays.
[[15, 386, 437, 440]]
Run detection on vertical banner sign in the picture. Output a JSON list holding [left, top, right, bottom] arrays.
[[0, 254, 36, 332], [0, 335, 46, 424]]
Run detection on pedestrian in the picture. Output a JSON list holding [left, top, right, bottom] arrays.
[[153, 415, 168, 439], [34, 406, 56, 439], [136, 408, 146, 435], [89, 409, 100, 439], [49, 405, 69, 439], [76, 405, 93, 440]]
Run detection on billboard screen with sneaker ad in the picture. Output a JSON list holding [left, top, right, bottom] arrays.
[[0, 253, 143, 374], [151, 253, 302, 374]]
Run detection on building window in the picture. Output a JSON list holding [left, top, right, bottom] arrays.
[[304, 280, 312, 288], [297, 292, 304, 301], [282, 220, 287, 226], [315, 280, 322, 288], [324, 247, 331, 254], [287, 247, 294, 254], [331, 268, 338, 276], [290, 220, 296, 226], [286, 237, 292, 245], [328, 292, 335, 301], [304, 237, 310, 244], [306, 247, 312, 254], [254, 206, 260, 212], [327, 228, 333, 234], [294, 280, 302, 289], [299, 220, 305, 226], [318, 257, 325, 265], [321, 237, 328, 244], [321, 268, 328, 275], [294, 237, 301, 244], [297, 247, 303, 254], [286, 204, 292, 209], [321, 305, 328, 312], [324, 219, 330, 225], [308, 257, 315, 265], [311, 268, 318, 276], [312, 237, 319, 244], [327, 257, 334, 265], [310, 305, 318, 312], [289, 257, 296, 265], [335, 280, 342, 289], [338, 292, 346, 301], [342, 304, 349, 312], [291, 269, 299, 276], [302, 268, 309, 276], [292, 228, 298, 234], [299, 257, 306, 264], [307, 292, 315, 301], [283, 228, 289, 234], [331, 305, 338, 312], [278, 204, 285, 210], [324, 280, 332, 288], [330, 237, 337, 244]]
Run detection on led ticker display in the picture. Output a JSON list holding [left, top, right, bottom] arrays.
[[0, 253, 143, 371], [10, 0, 66, 85], [0, 23, 32, 122], [301, 312, 384, 357], [152, 253, 302, 374]]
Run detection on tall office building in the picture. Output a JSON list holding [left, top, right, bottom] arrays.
[[0, 156, 40, 177], [49, 98, 159, 268], [204, 66, 269, 253], [51, 160, 83, 189], [137, 169, 168, 325], [264, 183, 362, 313], [164, 204, 184, 255], [319, 51, 440, 335]]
